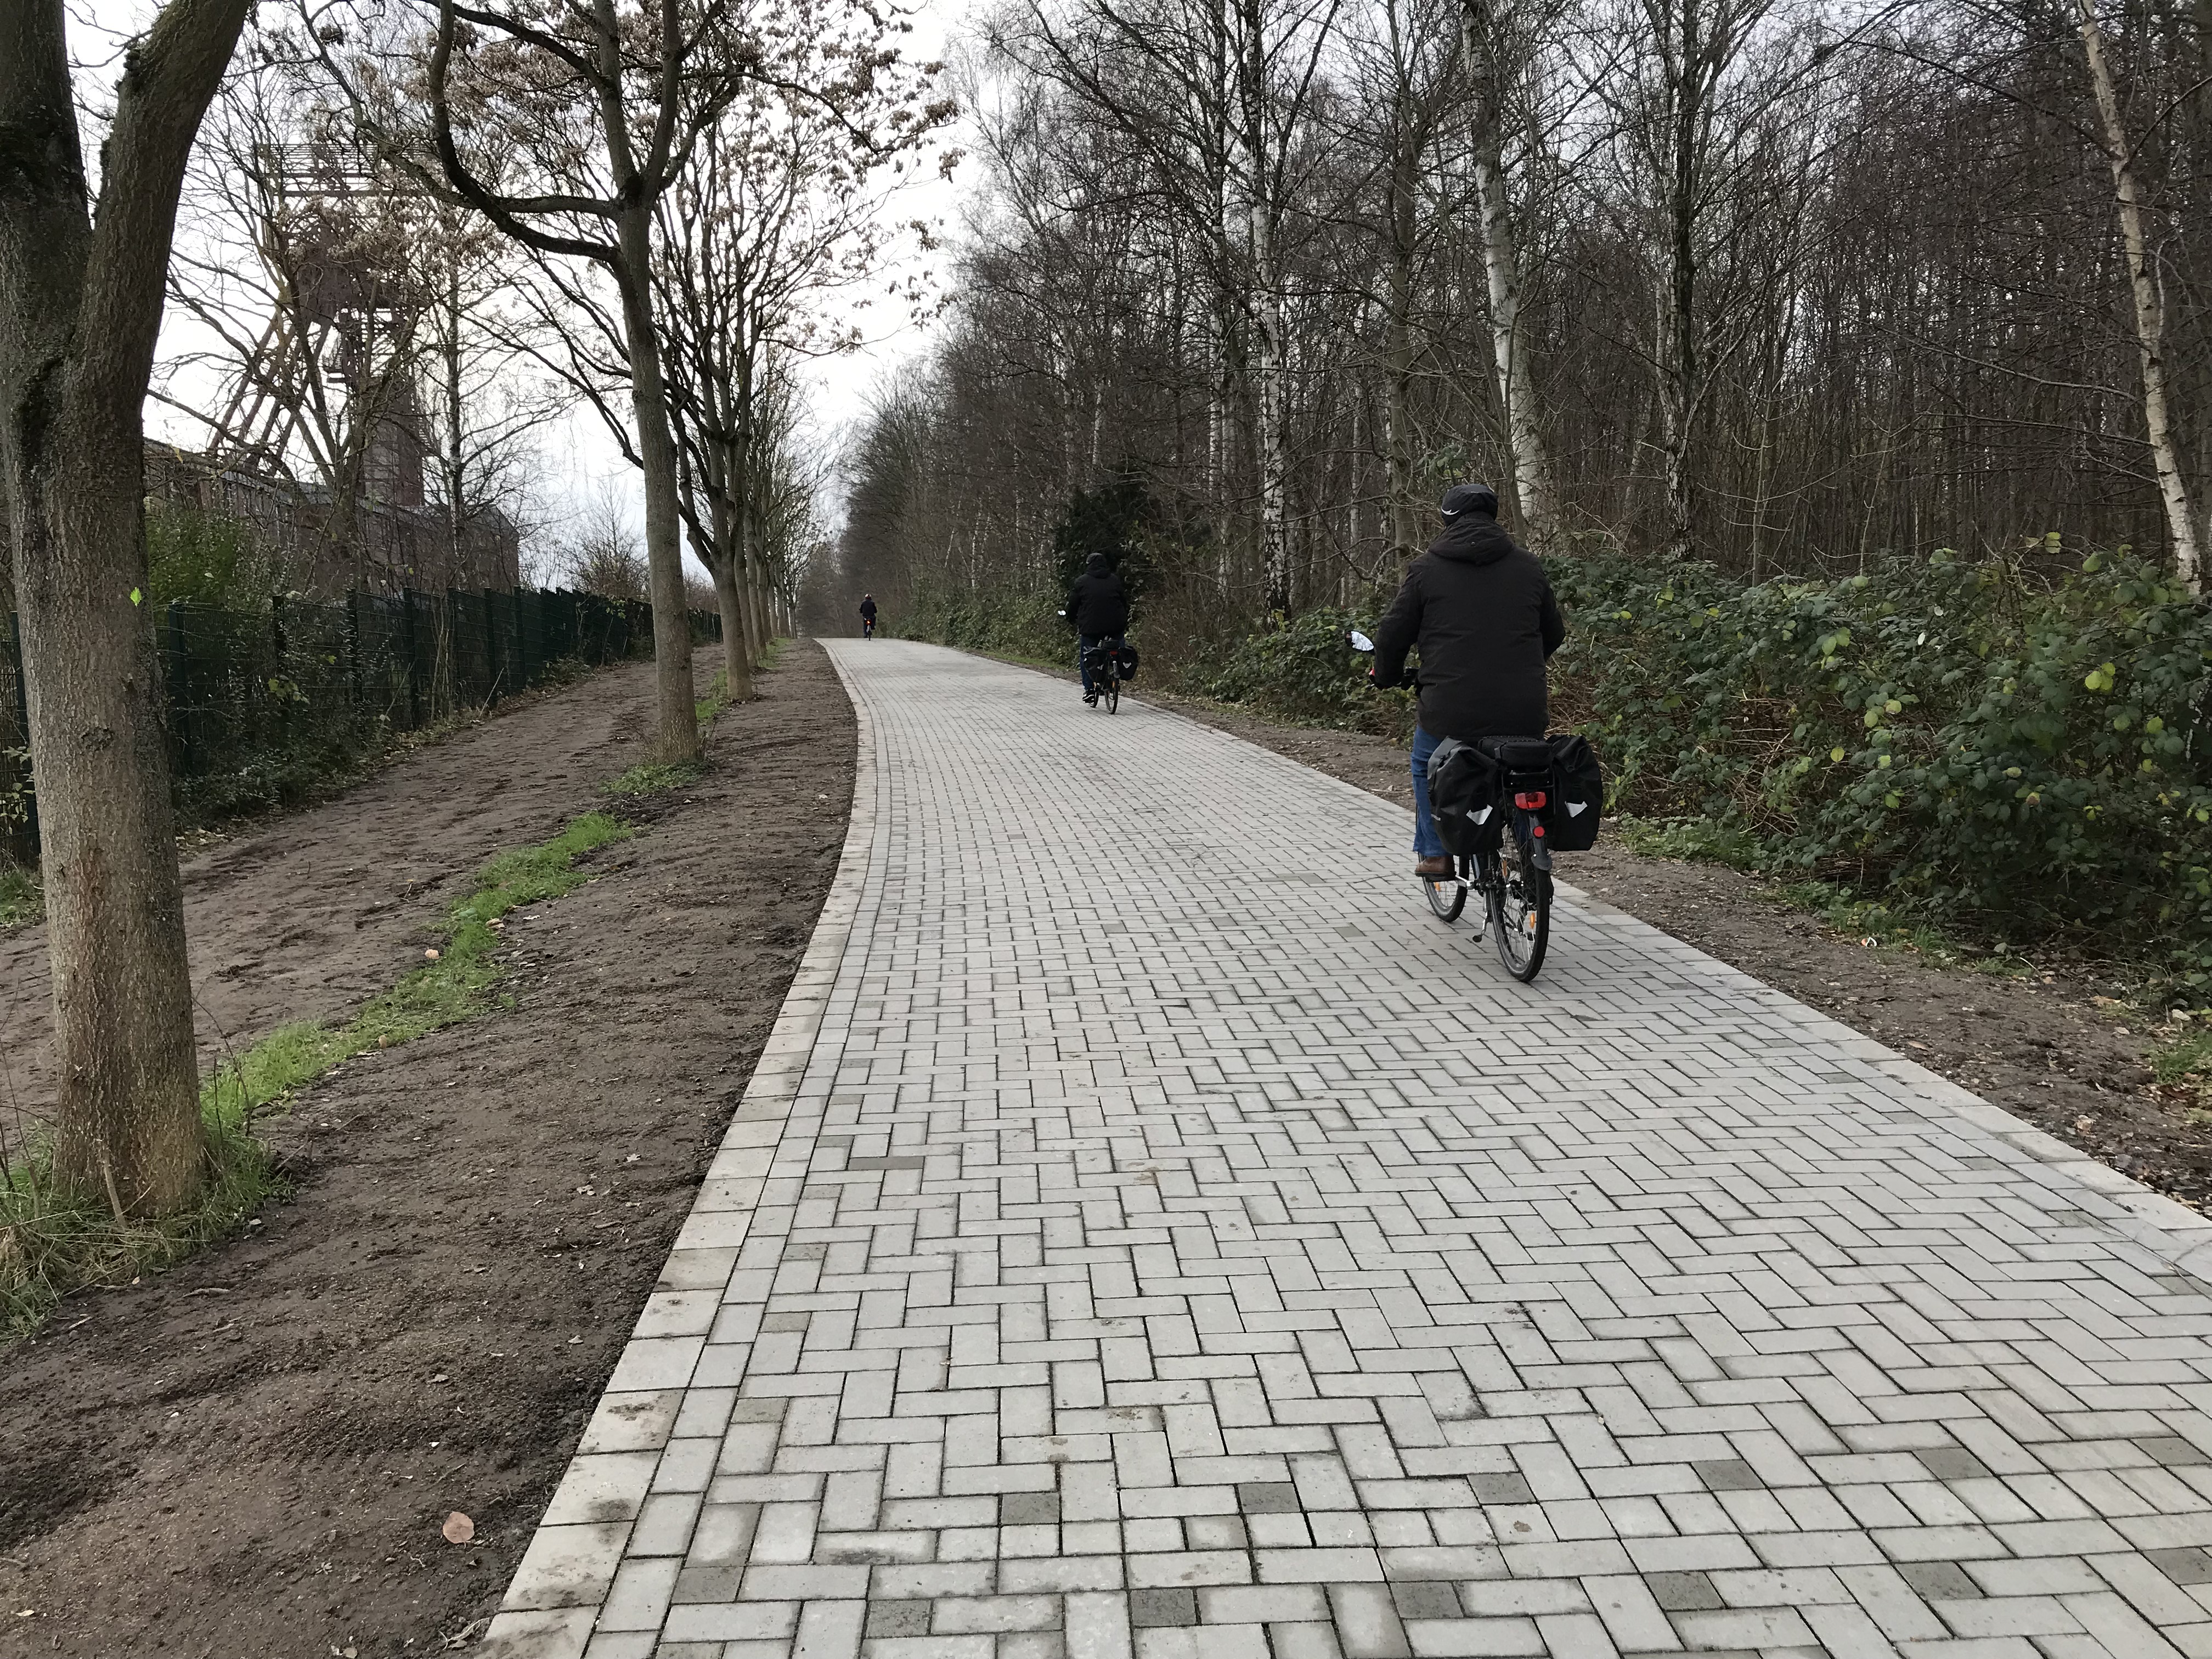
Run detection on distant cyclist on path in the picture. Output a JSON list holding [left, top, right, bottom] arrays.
[[859, 594, 878, 639], [1065, 553, 1131, 706], [1369, 482, 1565, 878]]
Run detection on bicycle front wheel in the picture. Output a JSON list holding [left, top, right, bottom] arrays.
[[1423, 871, 1466, 921], [1487, 830, 1550, 981]]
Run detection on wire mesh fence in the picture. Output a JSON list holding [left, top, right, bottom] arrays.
[[1, 586, 720, 862]]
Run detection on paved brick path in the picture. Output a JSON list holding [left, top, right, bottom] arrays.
[[486, 640, 2212, 1659]]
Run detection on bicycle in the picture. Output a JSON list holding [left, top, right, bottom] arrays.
[[1417, 745, 1554, 982], [1350, 630, 1554, 983], [1083, 637, 1124, 713], [1059, 611, 1125, 713]]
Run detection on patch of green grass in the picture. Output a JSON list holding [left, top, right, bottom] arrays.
[[0, 863, 40, 929], [3, 810, 631, 1338], [2154, 1025, 2212, 1089], [1768, 877, 2031, 973], [696, 668, 732, 732], [605, 760, 708, 799], [0, 1116, 277, 1338], [203, 810, 630, 1121], [1615, 814, 1767, 871]]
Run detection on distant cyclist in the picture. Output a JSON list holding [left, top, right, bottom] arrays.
[[859, 594, 878, 639], [1064, 553, 1130, 706], [1369, 482, 1565, 877]]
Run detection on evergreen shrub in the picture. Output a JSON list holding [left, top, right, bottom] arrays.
[[1552, 545, 2212, 981]]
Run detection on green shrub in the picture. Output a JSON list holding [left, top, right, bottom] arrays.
[[902, 582, 1072, 664], [1551, 545, 2212, 983], [1199, 605, 1413, 735], [145, 503, 285, 610]]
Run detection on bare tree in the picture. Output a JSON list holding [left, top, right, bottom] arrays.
[[556, 478, 652, 599], [653, 31, 947, 693], [995, 0, 1346, 614], [1, 0, 254, 1215], [2076, 0, 2204, 591], [407, 0, 744, 763], [843, 0, 2211, 644]]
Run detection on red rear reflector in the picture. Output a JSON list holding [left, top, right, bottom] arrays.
[[1515, 791, 1548, 810]]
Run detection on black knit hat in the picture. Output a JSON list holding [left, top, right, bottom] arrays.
[[1440, 482, 1499, 520]]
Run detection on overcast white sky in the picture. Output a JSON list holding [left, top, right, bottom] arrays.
[[76, 0, 970, 570]]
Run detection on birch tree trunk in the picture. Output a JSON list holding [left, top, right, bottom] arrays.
[[1383, 117, 1423, 561], [2077, 0, 2204, 593], [1463, 0, 1559, 552], [1470, 139, 1559, 552], [1, 0, 255, 1215]]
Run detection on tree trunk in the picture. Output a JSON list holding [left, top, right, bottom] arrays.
[[612, 204, 701, 760], [1470, 137, 1559, 554], [710, 558, 752, 698], [2078, 0, 2204, 592], [1383, 116, 1423, 562], [1661, 1, 1702, 562], [708, 486, 753, 699], [442, 258, 466, 588], [1, 0, 256, 1216]]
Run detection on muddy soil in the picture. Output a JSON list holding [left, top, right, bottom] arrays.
[[1, 658, 687, 1134], [1146, 690, 2204, 1211], [0, 641, 855, 1658]]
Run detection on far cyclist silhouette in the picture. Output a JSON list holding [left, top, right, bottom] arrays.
[[859, 594, 878, 640]]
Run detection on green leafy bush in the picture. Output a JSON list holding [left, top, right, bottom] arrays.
[[1551, 545, 2212, 983], [1199, 605, 1412, 734], [902, 581, 1072, 665], [145, 503, 285, 610]]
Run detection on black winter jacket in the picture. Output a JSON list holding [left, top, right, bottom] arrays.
[[1372, 516, 1564, 741], [1066, 565, 1131, 636]]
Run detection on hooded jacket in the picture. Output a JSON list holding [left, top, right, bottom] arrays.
[[1371, 514, 1564, 741], [1066, 555, 1131, 636]]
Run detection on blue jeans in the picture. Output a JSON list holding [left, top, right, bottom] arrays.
[[1079, 634, 1124, 693], [1410, 725, 1446, 859]]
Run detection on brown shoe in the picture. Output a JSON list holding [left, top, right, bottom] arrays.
[[1414, 855, 1453, 878]]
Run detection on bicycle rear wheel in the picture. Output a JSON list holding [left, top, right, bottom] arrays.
[[1487, 828, 1550, 981], [1103, 677, 1120, 713]]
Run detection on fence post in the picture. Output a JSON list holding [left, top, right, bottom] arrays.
[[445, 587, 464, 712], [400, 586, 423, 730], [346, 589, 363, 710], [5, 613, 36, 859], [483, 589, 501, 706], [166, 601, 193, 775], [266, 592, 286, 751]]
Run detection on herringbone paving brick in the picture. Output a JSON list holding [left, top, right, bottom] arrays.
[[485, 641, 2212, 1659]]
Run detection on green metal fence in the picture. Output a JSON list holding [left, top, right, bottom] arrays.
[[0, 586, 720, 860]]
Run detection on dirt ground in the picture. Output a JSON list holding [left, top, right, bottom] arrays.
[[3, 657, 698, 1134], [0, 641, 855, 1658], [1146, 690, 2205, 1211]]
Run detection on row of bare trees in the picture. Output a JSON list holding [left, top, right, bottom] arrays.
[[838, 0, 2211, 642], [0, 0, 936, 1217]]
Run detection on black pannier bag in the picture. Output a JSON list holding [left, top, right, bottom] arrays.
[[1545, 733, 1604, 851], [1425, 737, 1505, 857], [1117, 642, 1140, 681]]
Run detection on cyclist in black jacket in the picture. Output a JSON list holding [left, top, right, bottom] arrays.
[[1371, 482, 1565, 877], [1065, 554, 1131, 704]]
